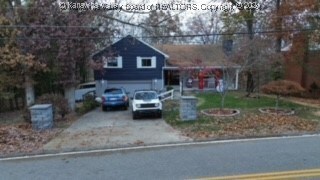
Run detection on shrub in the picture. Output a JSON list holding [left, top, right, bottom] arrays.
[[36, 93, 70, 120], [77, 94, 99, 114], [261, 80, 305, 96], [310, 82, 319, 91], [261, 80, 305, 110], [309, 82, 320, 98]]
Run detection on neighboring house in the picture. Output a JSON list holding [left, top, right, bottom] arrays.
[[282, 33, 320, 90], [92, 35, 240, 96]]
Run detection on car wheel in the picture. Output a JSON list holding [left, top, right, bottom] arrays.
[[123, 106, 128, 111], [158, 111, 162, 118], [132, 112, 138, 120], [102, 106, 107, 111]]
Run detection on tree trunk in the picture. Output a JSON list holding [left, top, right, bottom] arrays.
[[301, 34, 309, 88], [64, 86, 76, 111], [25, 75, 35, 107], [9, 98, 14, 111], [276, 94, 279, 111], [221, 94, 226, 110], [276, 0, 282, 53], [0, 97, 2, 112], [245, 7, 255, 96], [14, 93, 20, 110], [246, 71, 254, 96]]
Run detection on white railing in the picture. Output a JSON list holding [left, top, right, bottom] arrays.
[[159, 89, 174, 101]]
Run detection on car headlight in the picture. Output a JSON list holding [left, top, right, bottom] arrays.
[[136, 104, 141, 108], [155, 103, 160, 107]]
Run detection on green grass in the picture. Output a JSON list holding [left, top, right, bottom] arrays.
[[163, 92, 320, 129], [197, 92, 303, 110]]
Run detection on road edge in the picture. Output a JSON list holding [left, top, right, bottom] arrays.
[[1, 133, 320, 161]]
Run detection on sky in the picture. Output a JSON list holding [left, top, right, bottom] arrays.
[[93, 0, 230, 37]]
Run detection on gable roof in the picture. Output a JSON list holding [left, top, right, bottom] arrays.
[[91, 35, 169, 59], [156, 44, 240, 68], [127, 36, 169, 58]]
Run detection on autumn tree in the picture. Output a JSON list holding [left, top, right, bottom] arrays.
[[13, 0, 112, 110], [142, 10, 183, 44], [231, 36, 284, 93], [0, 15, 45, 108], [270, 0, 318, 52], [222, 0, 271, 96], [269, 0, 319, 88], [186, 12, 221, 44]]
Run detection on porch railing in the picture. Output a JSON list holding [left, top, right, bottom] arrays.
[[159, 89, 174, 101]]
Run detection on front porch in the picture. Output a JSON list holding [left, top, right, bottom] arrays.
[[163, 67, 240, 95]]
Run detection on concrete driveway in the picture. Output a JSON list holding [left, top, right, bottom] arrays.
[[44, 108, 191, 152]]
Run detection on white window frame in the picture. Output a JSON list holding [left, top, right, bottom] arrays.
[[137, 56, 156, 68], [103, 56, 122, 68]]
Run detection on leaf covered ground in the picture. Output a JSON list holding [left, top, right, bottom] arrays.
[[0, 111, 77, 157], [0, 124, 60, 156], [182, 114, 319, 140], [164, 94, 320, 140]]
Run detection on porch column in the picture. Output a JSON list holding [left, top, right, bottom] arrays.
[[235, 69, 239, 90], [179, 79, 182, 95]]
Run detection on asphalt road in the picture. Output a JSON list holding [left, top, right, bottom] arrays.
[[1, 135, 320, 180]]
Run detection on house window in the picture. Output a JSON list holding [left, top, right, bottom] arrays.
[[137, 56, 156, 68], [142, 58, 152, 67], [103, 56, 122, 68]]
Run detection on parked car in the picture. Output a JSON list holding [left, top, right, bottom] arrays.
[[75, 82, 96, 102], [132, 90, 162, 119], [101, 88, 129, 111]]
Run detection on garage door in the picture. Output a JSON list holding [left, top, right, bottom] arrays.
[[108, 81, 152, 97]]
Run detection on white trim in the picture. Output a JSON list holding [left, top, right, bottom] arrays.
[[108, 35, 169, 58], [118, 56, 123, 68], [91, 35, 169, 60], [103, 56, 122, 68], [137, 56, 156, 68], [138, 38, 169, 58], [151, 56, 156, 68], [137, 56, 142, 68]]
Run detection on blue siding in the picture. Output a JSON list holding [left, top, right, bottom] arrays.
[[93, 36, 165, 81]]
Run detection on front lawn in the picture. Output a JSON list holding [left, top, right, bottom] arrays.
[[197, 92, 302, 109], [163, 92, 320, 140]]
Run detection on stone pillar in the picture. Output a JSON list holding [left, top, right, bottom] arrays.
[[180, 96, 198, 121], [29, 104, 53, 131]]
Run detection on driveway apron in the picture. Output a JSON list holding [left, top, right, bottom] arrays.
[[43, 108, 191, 152]]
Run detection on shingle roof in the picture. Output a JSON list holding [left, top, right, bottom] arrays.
[[156, 44, 240, 68]]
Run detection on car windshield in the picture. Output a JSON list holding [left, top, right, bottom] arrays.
[[135, 92, 157, 100], [104, 89, 122, 94]]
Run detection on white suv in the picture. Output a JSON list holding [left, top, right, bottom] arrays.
[[132, 90, 162, 119]]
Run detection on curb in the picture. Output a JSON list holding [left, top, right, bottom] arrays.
[[1, 134, 320, 161]]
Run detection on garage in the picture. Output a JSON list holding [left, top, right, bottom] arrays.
[[107, 80, 153, 97]]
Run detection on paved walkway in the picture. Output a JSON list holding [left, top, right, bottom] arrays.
[[43, 108, 191, 152]]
